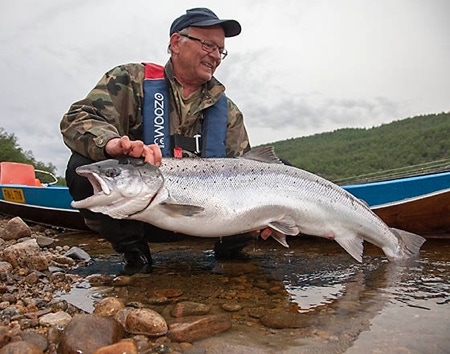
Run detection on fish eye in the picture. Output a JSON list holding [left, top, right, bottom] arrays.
[[104, 167, 121, 178]]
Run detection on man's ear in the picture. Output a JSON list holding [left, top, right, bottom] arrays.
[[169, 33, 181, 55]]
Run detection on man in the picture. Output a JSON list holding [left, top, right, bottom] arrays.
[[60, 8, 256, 273]]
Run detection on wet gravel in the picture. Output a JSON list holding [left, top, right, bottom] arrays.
[[0, 214, 449, 353]]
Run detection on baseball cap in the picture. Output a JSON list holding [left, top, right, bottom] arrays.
[[170, 8, 241, 37]]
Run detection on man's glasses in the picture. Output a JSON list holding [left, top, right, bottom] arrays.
[[179, 33, 228, 60]]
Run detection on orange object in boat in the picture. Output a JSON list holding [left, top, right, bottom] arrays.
[[0, 162, 37, 186]]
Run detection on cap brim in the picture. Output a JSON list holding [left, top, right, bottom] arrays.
[[191, 19, 241, 37]]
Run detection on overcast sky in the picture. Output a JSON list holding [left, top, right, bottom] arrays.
[[1, 0, 449, 175]]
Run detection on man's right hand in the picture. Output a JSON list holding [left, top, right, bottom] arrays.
[[105, 136, 162, 166]]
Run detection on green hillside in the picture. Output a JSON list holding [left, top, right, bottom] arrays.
[[266, 112, 450, 184]]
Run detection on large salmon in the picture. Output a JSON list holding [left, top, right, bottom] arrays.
[[72, 147, 425, 262]]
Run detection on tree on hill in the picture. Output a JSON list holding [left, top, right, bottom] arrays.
[[267, 112, 450, 183]]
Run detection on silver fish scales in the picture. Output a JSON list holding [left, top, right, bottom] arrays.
[[72, 147, 425, 262]]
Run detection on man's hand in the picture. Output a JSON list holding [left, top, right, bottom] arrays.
[[259, 228, 274, 240], [250, 227, 275, 239], [105, 136, 162, 166]]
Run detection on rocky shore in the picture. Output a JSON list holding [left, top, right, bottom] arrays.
[[0, 216, 242, 353], [0, 216, 320, 354], [0, 213, 446, 353]]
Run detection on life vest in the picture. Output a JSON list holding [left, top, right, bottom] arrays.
[[142, 63, 228, 157]]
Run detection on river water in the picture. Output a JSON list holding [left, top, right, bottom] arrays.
[[61, 232, 450, 354]]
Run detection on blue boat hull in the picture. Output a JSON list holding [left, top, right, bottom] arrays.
[[0, 184, 88, 230], [342, 172, 450, 237], [342, 171, 450, 207]]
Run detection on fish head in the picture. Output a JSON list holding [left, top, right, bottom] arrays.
[[71, 158, 164, 219]]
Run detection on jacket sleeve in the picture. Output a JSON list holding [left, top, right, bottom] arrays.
[[60, 64, 144, 161], [225, 97, 251, 157]]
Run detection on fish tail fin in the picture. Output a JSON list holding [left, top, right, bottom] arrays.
[[390, 228, 426, 258]]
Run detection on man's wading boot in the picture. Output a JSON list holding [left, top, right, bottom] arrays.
[[84, 217, 153, 275], [120, 239, 153, 275], [213, 233, 255, 260]]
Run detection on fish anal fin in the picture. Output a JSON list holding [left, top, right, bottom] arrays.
[[160, 202, 204, 217], [271, 232, 289, 248], [268, 220, 299, 236], [334, 234, 364, 262]]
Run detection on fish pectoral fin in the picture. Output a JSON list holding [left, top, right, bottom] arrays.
[[334, 234, 364, 262], [160, 202, 204, 217], [268, 219, 299, 236]]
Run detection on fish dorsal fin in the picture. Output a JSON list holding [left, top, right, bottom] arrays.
[[241, 146, 283, 164], [334, 234, 364, 262], [268, 219, 299, 235]]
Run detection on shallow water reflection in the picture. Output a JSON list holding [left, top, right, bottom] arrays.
[[286, 283, 346, 313], [61, 234, 450, 353]]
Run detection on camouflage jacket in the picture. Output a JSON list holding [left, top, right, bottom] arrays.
[[60, 60, 250, 161]]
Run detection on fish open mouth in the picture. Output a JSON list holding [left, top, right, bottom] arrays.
[[78, 171, 111, 196], [71, 170, 115, 210]]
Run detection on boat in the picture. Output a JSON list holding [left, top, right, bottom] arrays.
[[342, 171, 450, 238], [1, 161, 449, 237], [0, 161, 88, 230]]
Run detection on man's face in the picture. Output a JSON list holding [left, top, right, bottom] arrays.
[[171, 25, 226, 86]]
